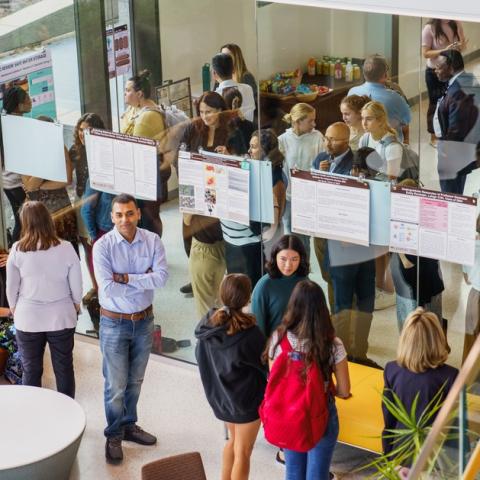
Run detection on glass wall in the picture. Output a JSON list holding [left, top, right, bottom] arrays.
[[1, 0, 480, 374]]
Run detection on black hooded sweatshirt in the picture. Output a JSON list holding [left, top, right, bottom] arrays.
[[195, 309, 267, 423]]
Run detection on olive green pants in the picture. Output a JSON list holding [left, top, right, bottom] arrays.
[[189, 238, 226, 318]]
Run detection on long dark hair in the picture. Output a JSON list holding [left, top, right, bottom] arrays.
[[194, 91, 228, 138], [17, 201, 60, 252], [209, 274, 256, 335], [251, 129, 284, 169], [271, 280, 335, 379], [427, 19, 460, 43], [73, 113, 106, 152], [265, 234, 309, 278]]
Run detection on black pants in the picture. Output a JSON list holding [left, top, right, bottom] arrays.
[[425, 67, 447, 134], [225, 242, 263, 288], [139, 200, 163, 238], [16, 328, 76, 398], [4, 186, 26, 244]]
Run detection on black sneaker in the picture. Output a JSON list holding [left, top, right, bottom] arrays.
[[124, 425, 157, 445], [179, 282, 193, 294], [105, 437, 123, 465]]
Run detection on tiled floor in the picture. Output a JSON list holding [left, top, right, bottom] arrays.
[[0, 337, 378, 479]]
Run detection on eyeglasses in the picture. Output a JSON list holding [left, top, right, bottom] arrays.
[[325, 136, 349, 143]]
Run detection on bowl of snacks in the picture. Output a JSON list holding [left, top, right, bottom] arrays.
[[294, 84, 318, 102]]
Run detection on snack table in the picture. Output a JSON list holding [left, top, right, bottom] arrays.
[[0, 385, 86, 480], [260, 74, 361, 133]]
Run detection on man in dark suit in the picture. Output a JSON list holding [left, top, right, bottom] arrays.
[[435, 49, 480, 194], [313, 122, 354, 174]]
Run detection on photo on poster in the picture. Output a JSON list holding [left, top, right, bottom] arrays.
[[178, 151, 250, 225]]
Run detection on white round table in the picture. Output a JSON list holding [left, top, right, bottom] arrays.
[[0, 385, 86, 480]]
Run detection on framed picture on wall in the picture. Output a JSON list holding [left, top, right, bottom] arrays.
[[155, 77, 193, 118]]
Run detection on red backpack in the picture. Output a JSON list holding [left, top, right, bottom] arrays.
[[259, 334, 329, 452]]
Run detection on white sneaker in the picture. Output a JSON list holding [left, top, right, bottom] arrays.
[[374, 288, 396, 310]]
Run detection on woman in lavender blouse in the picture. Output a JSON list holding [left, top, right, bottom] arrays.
[[6, 201, 82, 398]]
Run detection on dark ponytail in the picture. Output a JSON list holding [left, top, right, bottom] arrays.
[[209, 274, 256, 334], [128, 69, 152, 99]]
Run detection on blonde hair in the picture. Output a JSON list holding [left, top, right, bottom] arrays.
[[283, 103, 315, 125], [397, 308, 450, 373], [221, 43, 249, 83], [361, 100, 397, 137]]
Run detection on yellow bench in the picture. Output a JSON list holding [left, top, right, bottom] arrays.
[[336, 363, 480, 454], [336, 362, 384, 453]]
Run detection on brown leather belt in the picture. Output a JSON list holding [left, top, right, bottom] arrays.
[[100, 306, 153, 321]]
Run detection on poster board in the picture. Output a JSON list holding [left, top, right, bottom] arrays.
[[1, 114, 66, 182], [178, 151, 250, 225], [85, 128, 157, 200], [0, 49, 56, 119], [367, 179, 391, 246], [106, 24, 132, 78], [156, 78, 193, 118], [389, 185, 477, 266], [200, 151, 274, 223], [291, 169, 370, 246]]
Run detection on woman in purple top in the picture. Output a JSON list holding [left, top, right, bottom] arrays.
[[6, 201, 82, 398]]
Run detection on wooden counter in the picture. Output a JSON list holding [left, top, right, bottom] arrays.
[[260, 74, 362, 133]]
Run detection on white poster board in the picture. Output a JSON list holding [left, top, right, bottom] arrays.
[[178, 151, 250, 226], [1, 114, 66, 182], [389, 185, 477, 266], [85, 128, 157, 200], [291, 169, 370, 246]]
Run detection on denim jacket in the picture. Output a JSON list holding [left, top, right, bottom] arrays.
[[80, 179, 114, 240]]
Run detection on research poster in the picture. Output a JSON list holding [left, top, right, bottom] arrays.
[[106, 25, 132, 78], [178, 151, 250, 226], [85, 128, 157, 200], [0, 49, 56, 119], [390, 185, 477, 266], [291, 170, 370, 246], [1, 114, 66, 182]]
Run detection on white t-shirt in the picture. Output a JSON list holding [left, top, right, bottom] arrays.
[[216, 79, 255, 122], [362, 132, 403, 178], [268, 331, 346, 391]]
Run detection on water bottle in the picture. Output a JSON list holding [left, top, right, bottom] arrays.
[[202, 63, 211, 92]]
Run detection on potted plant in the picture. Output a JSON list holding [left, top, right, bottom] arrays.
[[361, 385, 465, 479]]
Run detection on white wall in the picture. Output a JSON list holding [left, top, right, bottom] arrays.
[[257, 4, 393, 80], [158, 0, 256, 95]]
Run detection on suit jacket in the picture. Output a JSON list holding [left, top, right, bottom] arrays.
[[437, 71, 479, 142], [312, 149, 354, 175]]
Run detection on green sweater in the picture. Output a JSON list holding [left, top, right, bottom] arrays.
[[251, 273, 306, 337]]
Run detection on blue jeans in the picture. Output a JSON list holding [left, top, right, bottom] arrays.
[[284, 401, 339, 480], [100, 314, 154, 438]]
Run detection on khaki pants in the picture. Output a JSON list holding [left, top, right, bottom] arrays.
[[189, 238, 226, 318]]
